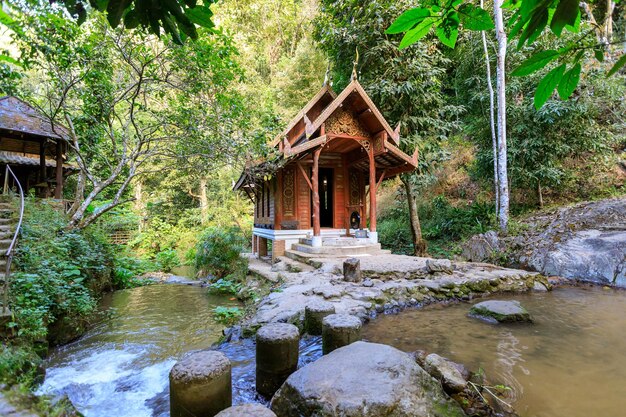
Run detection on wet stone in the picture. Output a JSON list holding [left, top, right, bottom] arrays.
[[322, 314, 362, 354], [304, 300, 336, 335], [169, 350, 232, 417], [256, 323, 300, 398], [469, 300, 532, 323], [215, 403, 277, 417]]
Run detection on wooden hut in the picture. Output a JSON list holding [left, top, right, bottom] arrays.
[[0, 96, 73, 198], [234, 80, 418, 258]]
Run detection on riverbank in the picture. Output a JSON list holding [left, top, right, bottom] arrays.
[[236, 253, 553, 336]]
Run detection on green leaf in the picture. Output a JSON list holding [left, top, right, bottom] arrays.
[[386, 8, 431, 34], [518, 8, 548, 47], [534, 63, 566, 109], [550, 0, 579, 36], [398, 17, 435, 49], [557, 63, 580, 99], [123, 9, 140, 29], [106, 0, 133, 28], [607, 54, 626, 77], [162, 15, 183, 45], [511, 49, 560, 76], [185, 5, 214, 28], [458, 4, 494, 30], [594, 49, 604, 62], [436, 25, 458, 48], [0, 54, 21, 67]]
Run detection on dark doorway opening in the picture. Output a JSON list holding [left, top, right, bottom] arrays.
[[313, 168, 334, 228]]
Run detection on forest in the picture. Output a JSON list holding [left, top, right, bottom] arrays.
[[0, 0, 625, 413]]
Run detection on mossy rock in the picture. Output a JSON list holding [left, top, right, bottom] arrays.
[[469, 300, 532, 323]]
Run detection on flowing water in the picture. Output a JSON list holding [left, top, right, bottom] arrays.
[[39, 283, 625, 417], [38, 283, 241, 417], [363, 286, 626, 417], [37, 282, 323, 417]]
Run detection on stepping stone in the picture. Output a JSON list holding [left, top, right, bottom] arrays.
[[469, 300, 532, 323]]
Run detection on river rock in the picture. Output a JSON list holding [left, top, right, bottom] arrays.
[[424, 353, 469, 393], [215, 404, 277, 417], [469, 300, 532, 323], [426, 259, 453, 274], [270, 341, 466, 417], [343, 258, 362, 282], [321, 314, 361, 354], [169, 350, 232, 417]]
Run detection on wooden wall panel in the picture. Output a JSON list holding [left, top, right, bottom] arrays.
[[297, 166, 311, 229]]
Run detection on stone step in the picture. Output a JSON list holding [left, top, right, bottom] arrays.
[[298, 237, 375, 247], [0, 218, 14, 224], [0, 209, 14, 219], [292, 242, 383, 256], [0, 239, 13, 248]]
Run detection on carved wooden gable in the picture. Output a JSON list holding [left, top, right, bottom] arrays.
[[325, 108, 370, 138]]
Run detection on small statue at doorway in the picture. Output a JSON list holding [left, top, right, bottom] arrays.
[[350, 211, 360, 230]]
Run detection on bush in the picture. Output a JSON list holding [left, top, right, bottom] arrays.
[[212, 306, 243, 325], [207, 278, 241, 295], [195, 227, 248, 280], [9, 199, 115, 341], [0, 345, 43, 387], [155, 249, 180, 272], [377, 207, 414, 255]]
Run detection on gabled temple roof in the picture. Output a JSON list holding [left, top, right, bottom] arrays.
[[269, 85, 337, 148], [0, 96, 70, 141]]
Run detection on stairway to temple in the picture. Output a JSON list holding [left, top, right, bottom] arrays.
[[286, 236, 391, 262]]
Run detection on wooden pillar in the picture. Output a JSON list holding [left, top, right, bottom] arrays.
[[275, 172, 283, 230], [55, 140, 63, 199], [258, 237, 268, 257], [312, 148, 322, 237], [368, 147, 377, 232], [39, 141, 46, 183]]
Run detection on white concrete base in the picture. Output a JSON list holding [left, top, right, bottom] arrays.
[[368, 231, 378, 244], [311, 236, 323, 247]]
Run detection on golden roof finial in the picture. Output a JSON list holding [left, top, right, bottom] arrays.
[[351, 47, 359, 81], [323, 63, 331, 87]]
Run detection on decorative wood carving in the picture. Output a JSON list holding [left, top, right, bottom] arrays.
[[283, 166, 295, 216], [349, 170, 360, 206], [361, 139, 371, 152], [326, 109, 370, 138], [373, 137, 384, 154]]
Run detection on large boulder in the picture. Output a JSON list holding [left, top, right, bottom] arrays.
[[461, 231, 500, 263], [469, 300, 532, 323], [270, 341, 466, 417]]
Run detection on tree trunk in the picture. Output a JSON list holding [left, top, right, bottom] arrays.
[[481, 0, 499, 215], [494, 0, 510, 233], [401, 175, 427, 256], [199, 176, 208, 225]]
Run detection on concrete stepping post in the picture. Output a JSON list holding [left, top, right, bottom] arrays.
[[215, 403, 277, 417], [256, 323, 300, 397], [322, 314, 362, 354], [304, 300, 335, 335], [343, 257, 362, 282], [169, 350, 232, 417]]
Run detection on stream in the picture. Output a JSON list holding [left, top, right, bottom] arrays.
[[364, 285, 626, 417], [38, 283, 626, 417]]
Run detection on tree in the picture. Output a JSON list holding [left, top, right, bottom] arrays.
[[12, 7, 248, 228], [494, 0, 509, 230], [315, 0, 463, 255]]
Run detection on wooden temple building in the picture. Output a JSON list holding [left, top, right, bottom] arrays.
[[234, 80, 418, 258], [0, 96, 73, 198]]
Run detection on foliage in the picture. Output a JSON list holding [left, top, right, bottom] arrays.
[[387, 0, 625, 108], [195, 227, 248, 280], [454, 33, 626, 204], [155, 249, 180, 273], [9, 200, 114, 341], [112, 253, 155, 288], [212, 306, 243, 325], [0, 344, 43, 387], [377, 207, 414, 255], [208, 278, 241, 295]]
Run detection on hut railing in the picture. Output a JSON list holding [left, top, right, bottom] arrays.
[[2, 165, 24, 315]]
